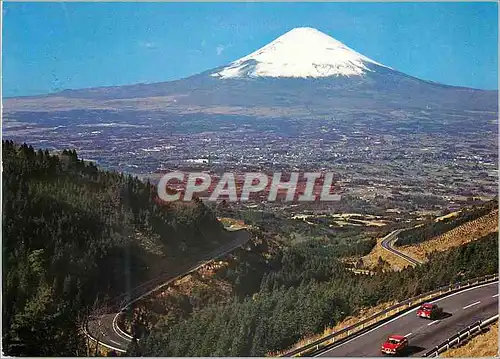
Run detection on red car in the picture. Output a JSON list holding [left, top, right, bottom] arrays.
[[381, 335, 408, 355], [417, 303, 443, 319]]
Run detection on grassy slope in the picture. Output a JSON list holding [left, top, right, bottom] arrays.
[[397, 209, 498, 263], [360, 206, 498, 271], [442, 322, 498, 358]]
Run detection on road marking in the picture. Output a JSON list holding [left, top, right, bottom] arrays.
[[113, 312, 133, 341], [427, 320, 440, 326], [109, 339, 123, 346], [431, 282, 495, 304], [313, 281, 497, 357], [88, 232, 252, 350], [85, 332, 126, 353], [492, 294, 499, 298], [463, 301, 481, 310], [404, 332, 412, 337]]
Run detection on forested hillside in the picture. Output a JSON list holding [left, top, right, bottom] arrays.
[[2, 141, 227, 356], [2, 141, 498, 357], [396, 198, 498, 246], [135, 229, 498, 356]]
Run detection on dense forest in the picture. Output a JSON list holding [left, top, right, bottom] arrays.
[[133, 228, 498, 356], [3, 141, 498, 357], [123, 229, 377, 334], [396, 198, 498, 246], [2, 141, 228, 356]]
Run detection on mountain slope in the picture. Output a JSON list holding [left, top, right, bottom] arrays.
[[1, 140, 230, 356], [4, 27, 497, 114]]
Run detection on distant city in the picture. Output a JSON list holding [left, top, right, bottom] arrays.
[[4, 105, 497, 217]]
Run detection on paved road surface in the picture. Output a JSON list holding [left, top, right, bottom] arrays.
[[86, 228, 252, 352], [318, 281, 498, 357], [87, 226, 496, 356], [381, 229, 423, 266]]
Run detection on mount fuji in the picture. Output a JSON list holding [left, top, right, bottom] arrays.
[[210, 27, 389, 79], [4, 27, 497, 114]]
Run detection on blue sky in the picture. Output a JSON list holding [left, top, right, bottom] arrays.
[[3, 2, 498, 97]]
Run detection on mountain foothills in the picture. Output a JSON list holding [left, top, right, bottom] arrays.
[[126, 199, 498, 357], [4, 28, 497, 114], [1, 141, 230, 356], [2, 139, 498, 357], [2, 141, 497, 357]]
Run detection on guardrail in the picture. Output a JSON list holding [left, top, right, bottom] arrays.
[[280, 274, 498, 357], [347, 268, 375, 276], [109, 236, 249, 310], [423, 314, 499, 357], [84, 229, 251, 353]]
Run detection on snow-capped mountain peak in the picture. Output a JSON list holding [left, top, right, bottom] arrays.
[[211, 27, 389, 79]]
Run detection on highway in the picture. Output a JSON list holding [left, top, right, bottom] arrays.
[[317, 281, 498, 357], [381, 229, 423, 266], [86, 228, 251, 353], [87, 225, 497, 356]]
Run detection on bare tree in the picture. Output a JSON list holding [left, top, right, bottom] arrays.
[[80, 295, 110, 357]]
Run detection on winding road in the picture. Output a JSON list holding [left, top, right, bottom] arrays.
[[86, 228, 252, 353], [381, 229, 423, 266]]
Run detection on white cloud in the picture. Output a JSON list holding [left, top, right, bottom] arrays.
[[139, 41, 158, 50], [216, 45, 225, 56]]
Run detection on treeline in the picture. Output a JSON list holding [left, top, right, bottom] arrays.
[[220, 235, 376, 298], [126, 227, 376, 338], [396, 198, 498, 246], [134, 231, 497, 356], [2, 141, 225, 356], [213, 202, 369, 243]]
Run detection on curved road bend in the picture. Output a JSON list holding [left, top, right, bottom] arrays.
[[317, 281, 498, 357], [381, 229, 423, 266], [87, 228, 252, 352]]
